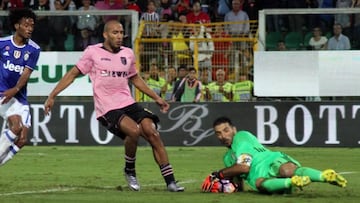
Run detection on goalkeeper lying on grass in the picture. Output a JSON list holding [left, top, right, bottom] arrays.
[[201, 116, 347, 194]]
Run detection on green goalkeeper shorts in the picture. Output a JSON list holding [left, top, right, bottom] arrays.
[[268, 152, 301, 177]]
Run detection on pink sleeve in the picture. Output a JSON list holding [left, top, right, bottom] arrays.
[[76, 47, 94, 74], [127, 49, 138, 78]]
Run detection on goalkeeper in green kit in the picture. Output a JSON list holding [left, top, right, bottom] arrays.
[[201, 116, 348, 194]]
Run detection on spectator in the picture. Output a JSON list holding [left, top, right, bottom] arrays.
[[172, 64, 188, 101], [305, 0, 321, 31], [171, 18, 191, 66], [48, 0, 72, 10], [239, 48, 253, 77], [327, 23, 351, 50], [186, 1, 211, 24], [30, 0, 51, 51], [49, 0, 72, 51], [1, 0, 24, 10], [75, 0, 99, 50], [263, 1, 281, 32], [211, 25, 231, 75], [287, 0, 307, 33], [140, 0, 160, 37], [319, 0, 336, 33], [161, 66, 177, 101], [224, 0, 250, 71], [199, 68, 211, 101], [335, 0, 352, 38], [217, 0, 232, 16], [277, 40, 287, 51], [206, 69, 233, 102], [243, 0, 261, 21], [95, 0, 123, 23], [189, 23, 214, 79], [352, 0, 360, 49], [159, 0, 173, 20], [141, 64, 166, 102], [309, 27, 328, 50], [224, 0, 250, 36], [0, 0, 24, 36], [173, 0, 191, 16], [172, 67, 202, 102], [232, 74, 253, 102]]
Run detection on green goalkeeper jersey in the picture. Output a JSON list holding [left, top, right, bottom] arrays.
[[223, 131, 301, 190]]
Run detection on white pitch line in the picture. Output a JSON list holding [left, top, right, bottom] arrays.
[[0, 187, 76, 196], [338, 171, 358, 175], [0, 179, 197, 197]]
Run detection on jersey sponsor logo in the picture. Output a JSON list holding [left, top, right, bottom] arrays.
[[99, 69, 128, 77], [3, 60, 24, 74], [100, 57, 111, 61]]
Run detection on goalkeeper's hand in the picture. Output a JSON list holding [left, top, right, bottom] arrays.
[[201, 171, 224, 192], [201, 174, 218, 192]]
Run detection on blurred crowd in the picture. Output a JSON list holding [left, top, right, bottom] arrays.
[[0, 0, 358, 51], [0, 0, 358, 102]]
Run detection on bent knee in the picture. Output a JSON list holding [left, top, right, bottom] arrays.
[[16, 137, 27, 148], [9, 126, 22, 136], [279, 162, 298, 177], [255, 178, 266, 191]]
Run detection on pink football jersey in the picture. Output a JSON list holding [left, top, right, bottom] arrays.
[[76, 44, 137, 118]]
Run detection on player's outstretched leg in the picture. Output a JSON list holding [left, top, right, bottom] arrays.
[[140, 119, 184, 192], [321, 169, 347, 188], [259, 176, 310, 193]]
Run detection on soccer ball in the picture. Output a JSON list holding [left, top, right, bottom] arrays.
[[201, 175, 238, 193], [218, 179, 237, 193]]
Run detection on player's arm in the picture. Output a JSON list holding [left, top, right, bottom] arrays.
[[1, 67, 33, 104], [213, 153, 252, 179], [130, 73, 169, 113], [44, 66, 82, 115]]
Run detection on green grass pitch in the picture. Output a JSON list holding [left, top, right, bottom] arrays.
[[0, 146, 359, 203]]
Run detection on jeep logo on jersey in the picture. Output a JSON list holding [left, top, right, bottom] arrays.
[[120, 57, 127, 65], [3, 60, 24, 74]]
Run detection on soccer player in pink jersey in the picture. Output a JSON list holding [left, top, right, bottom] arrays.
[[44, 20, 184, 192]]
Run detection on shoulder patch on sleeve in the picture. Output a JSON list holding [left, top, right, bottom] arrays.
[[236, 154, 252, 166]]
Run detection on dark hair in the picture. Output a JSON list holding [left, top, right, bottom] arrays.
[[178, 64, 187, 71], [9, 8, 36, 31], [188, 67, 196, 72], [213, 116, 233, 128]]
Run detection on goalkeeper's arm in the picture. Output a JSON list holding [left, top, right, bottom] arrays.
[[212, 163, 250, 180]]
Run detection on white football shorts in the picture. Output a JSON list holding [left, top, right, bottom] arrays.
[[0, 97, 31, 128]]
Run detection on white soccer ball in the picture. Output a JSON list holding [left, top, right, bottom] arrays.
[[219, 179, 237, 193]]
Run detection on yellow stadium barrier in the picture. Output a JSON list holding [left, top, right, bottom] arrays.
[[134, 20, 258, 102]]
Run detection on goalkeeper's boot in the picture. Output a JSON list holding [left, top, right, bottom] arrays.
[[291, 175, 311, 188], [124, 170, 140, 191], [321, 169, 347, 188], [167, 181, 185, 192]]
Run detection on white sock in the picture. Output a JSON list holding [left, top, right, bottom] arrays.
[[0, 144, 20, 166], [0, 130, 17, 158]]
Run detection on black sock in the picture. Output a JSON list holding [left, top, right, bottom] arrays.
[[124, 155, 136, 175], [160, 163, 175, 185]]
